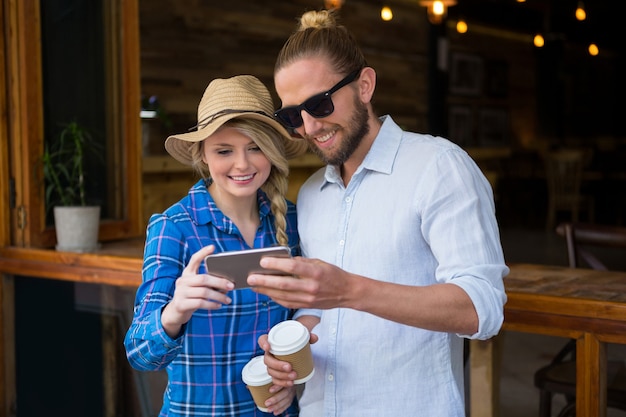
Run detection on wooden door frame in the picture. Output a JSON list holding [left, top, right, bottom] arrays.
[[1, 1, 141, 415]]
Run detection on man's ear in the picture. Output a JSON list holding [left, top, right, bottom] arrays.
[[357, 67, 377, 103]]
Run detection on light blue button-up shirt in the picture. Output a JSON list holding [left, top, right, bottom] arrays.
[[294, 116, 508, 417]]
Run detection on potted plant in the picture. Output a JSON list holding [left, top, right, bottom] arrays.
[[42, 121, 103, 252]]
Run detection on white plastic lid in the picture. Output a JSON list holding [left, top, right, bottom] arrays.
[[268, 320, 309, 355], [241, 356, 272, 386]]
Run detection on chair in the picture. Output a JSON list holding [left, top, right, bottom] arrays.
[[543, 149, 595, 231], [533, 222, 626, 417]]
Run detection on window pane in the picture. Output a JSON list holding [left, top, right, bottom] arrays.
[[40, 0, 111, 221]]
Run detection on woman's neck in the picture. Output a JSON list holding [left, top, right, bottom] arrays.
[[208, 183, 260, 247]]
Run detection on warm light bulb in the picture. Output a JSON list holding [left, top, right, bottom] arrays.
[[516, 0, 526, 2], [575, 3, 586, 21], [421, 0, 456, 25], [381, 6, 393, 21], [433, 0, 445, 16], [534, 34, 545, 48], [588, 43, 599, 56], [324, 0, 343, 9], [456, 20, 468, 34]]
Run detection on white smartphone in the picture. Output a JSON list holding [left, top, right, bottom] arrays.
[[204, 246, 292, 288]]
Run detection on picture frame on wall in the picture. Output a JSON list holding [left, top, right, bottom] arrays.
[[478, 108, 509, 147], [448, 105, 474, 148], [449, 52, 483, 96], [485, 59, 509, 97]]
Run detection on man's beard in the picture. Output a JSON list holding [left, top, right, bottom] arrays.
[[307, 98, 370, 166]]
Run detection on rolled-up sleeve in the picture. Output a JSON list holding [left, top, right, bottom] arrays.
[[422, 148, 508, 339]]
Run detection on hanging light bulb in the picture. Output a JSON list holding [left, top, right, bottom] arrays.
[[588, 43, 599, 56], [575, 2, 586, 21], [418, 0, 457, 25], [533, 34, 545, 48], [324, 0, 343, 10], [456, 19, 468, 34], [433, 0, 445, 16], [381, 6, 393, 21]]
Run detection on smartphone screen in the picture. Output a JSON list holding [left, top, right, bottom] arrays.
[[204, 246, 292, 288]]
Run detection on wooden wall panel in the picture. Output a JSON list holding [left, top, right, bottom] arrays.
[[138, 0, 431, 133]]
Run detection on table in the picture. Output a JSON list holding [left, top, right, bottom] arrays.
[[470, 263, 626, 417], [3, 248, 626, 417]]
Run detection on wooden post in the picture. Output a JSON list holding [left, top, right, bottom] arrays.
[[469, 335, 502, 417], [577, 333, 607, 417]]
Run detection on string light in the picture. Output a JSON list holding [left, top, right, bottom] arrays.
[[456, 19, 468, 34], [381, 6, 393, 21], [575, 2, 586, 21], [414, 0, 599, 53]]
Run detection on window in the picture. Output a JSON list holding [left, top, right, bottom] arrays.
[[5, 0, 142, 247]]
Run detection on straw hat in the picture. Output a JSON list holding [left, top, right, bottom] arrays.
[[165, 75, 307, 165]]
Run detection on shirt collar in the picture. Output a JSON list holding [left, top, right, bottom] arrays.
[[323, 115, 403, 185], [186, 179, 271, 226]]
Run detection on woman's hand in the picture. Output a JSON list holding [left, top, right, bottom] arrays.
[[161, 245, 235, 338]]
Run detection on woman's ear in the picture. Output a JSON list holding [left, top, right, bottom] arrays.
[[199, 142, 208, 165], [357, 67, 376, 103]]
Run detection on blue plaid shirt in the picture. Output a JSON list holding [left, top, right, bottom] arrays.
[[125, 179, 299, 417]]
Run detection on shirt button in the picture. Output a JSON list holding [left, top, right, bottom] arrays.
[[331, 327, 337, 335], [339, 240, 345, 246], [328, 374, 334, 381], [345, 196, 352, 203]]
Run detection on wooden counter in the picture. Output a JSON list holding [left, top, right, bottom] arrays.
[[0, 241, 146, 416], [0, 240, 144, 287]]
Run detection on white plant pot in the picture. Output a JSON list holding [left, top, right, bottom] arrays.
[[53, 206, 101, 253]]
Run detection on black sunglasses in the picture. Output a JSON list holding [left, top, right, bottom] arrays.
[[274, 69, 362, 130]]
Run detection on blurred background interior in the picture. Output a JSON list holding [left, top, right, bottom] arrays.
[[1, 0, 626, 416]]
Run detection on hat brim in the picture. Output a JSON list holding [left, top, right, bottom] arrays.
[[165, 112, 307, 165]]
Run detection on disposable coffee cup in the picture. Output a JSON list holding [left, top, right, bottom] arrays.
[[268, 320, 315, 384], [241, 356, 273, 412]]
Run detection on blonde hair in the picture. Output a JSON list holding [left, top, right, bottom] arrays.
[[275, 9, 367, 76], [189, 118, 291, 246]]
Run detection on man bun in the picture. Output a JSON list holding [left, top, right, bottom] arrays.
[[298, 10, 337, 30]]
